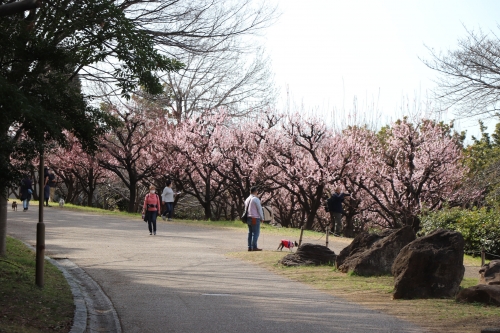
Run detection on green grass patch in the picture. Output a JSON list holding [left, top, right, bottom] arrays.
[[460, 278, 479, 289], [463, 253, 489, 266], [29, 200, 138, 219], [0, 236, 74, 333]]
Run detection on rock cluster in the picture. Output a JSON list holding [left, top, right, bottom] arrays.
[[456, 259, 500, 306], [392, 229, 465, 299], [279, 243, 336, 266], [479, 260, 500, 286], [456, 285, 500, 306], [335, 226, 415, 276]]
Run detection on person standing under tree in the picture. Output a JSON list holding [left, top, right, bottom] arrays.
[[43, 167, 51, 207], [161, 180, 178, 221], [244, 186, 264, 251], [142, 185, 161, 235], [48, 170, 57, 201], [327, 187, 350, 236], [19, 175, 33, 212]]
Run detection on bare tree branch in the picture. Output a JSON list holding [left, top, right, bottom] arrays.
[[424, 27, 500, 119], [0, 0, 40, 17]]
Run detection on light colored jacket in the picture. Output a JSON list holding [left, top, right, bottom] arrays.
[[161, 187, 174, 203], [245, 194, 264, 220]]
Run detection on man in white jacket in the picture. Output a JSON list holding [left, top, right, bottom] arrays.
[[244, 186, 265, 251]]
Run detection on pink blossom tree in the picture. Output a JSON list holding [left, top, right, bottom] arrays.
[[347, 119, 466, 231], [263, 114, 357, 230], [98, 98, 167, 212], [48, 133, 112, 206], [209, 113, 281, 219], [160, 112, 229, 219]]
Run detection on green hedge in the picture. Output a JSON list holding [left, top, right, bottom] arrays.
[[419, 207, 500, 258]]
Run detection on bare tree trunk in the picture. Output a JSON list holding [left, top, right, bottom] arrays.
[[87, 168, 94, 207], [203, 203, 212, 220], [129, 181, 137, 213], [0, 193, 7, 256]]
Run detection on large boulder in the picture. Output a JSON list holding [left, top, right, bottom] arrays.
[[279, 243, 336, 266], [392, 229, 465, 299], [456, 285, 500, 306], [479, 260, 500, 285], [335, 230, 391, 268], [335, 226, 416, 276]]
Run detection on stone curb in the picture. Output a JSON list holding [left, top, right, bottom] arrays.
[[21, 241, 121, 333], [55, 259, 122, 333], [47, 258, 87, 333]]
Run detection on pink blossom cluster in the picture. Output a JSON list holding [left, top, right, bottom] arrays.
[[45, 107, 467, 232]]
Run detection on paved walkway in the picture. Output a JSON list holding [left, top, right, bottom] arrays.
[[7, 205, 426, 333]]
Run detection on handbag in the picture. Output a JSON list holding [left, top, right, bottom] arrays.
[[241, 197, 254, 223], [241, 210, 248, 223]]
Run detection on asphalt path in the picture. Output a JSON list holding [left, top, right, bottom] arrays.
[[6, 205, 425, 333]]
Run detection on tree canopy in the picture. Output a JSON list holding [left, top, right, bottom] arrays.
[[0, 0, 183, 256], [0, 0, 183, 190]]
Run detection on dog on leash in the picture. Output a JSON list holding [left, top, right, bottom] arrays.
[[11, 201, 17, 211], [277, 240, 298, 251], [59, 198, 65, 207]]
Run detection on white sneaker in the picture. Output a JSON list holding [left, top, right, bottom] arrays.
[[167, 218, 171, 221]]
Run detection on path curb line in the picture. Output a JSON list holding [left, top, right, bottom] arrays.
[[47, 258, 87, 333], [21, 240, 121, 333], [56, 259, 122, 333]]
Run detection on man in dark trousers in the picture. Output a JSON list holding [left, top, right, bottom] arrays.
[[327, 187, 350, 236]]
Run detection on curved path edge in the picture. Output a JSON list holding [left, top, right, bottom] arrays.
[[20, 240, 121, 333]]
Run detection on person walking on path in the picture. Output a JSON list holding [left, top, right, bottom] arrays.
[[43, 167, 51, 207], [327, 187, 350, 236], [160, 180, 178, 221], [142, 185, 161, 235], [244, 186, 265, 251], [19, 175, 33, 212], [48, 170, 57, 201]]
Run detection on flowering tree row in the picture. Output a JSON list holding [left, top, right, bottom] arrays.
[[45, 104, 467, 233]]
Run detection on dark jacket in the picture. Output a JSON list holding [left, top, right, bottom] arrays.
[[20, 178, 33, 201], [327, 192, 348, 214]]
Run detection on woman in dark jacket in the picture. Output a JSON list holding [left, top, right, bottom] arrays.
[[20, 176, 33, 212], [43, 167, 51, 207]]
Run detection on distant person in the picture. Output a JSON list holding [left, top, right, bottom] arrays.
[[142, 185, 161, 235], [161, 180, 179, 221], [19, 175, 33, 212], [48, 169, 57, 201], [327, 187, 350, 236], [244, 186, 265, 251], [43, 167, 51, 207]]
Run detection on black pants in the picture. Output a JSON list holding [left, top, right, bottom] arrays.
[[146, 211, 158, 233]]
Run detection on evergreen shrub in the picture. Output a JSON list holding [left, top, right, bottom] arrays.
[[419, 207, 500, 259]]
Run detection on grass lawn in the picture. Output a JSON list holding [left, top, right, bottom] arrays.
[[0, 236, 74, 333]]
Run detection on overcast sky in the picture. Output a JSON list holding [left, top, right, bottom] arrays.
[[263, 0, 500, 137]]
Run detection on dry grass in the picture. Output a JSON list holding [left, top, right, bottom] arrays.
[[228, 251, 500, 333]]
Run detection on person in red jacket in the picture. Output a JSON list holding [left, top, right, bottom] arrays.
[[142, 185, 161, 235]]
